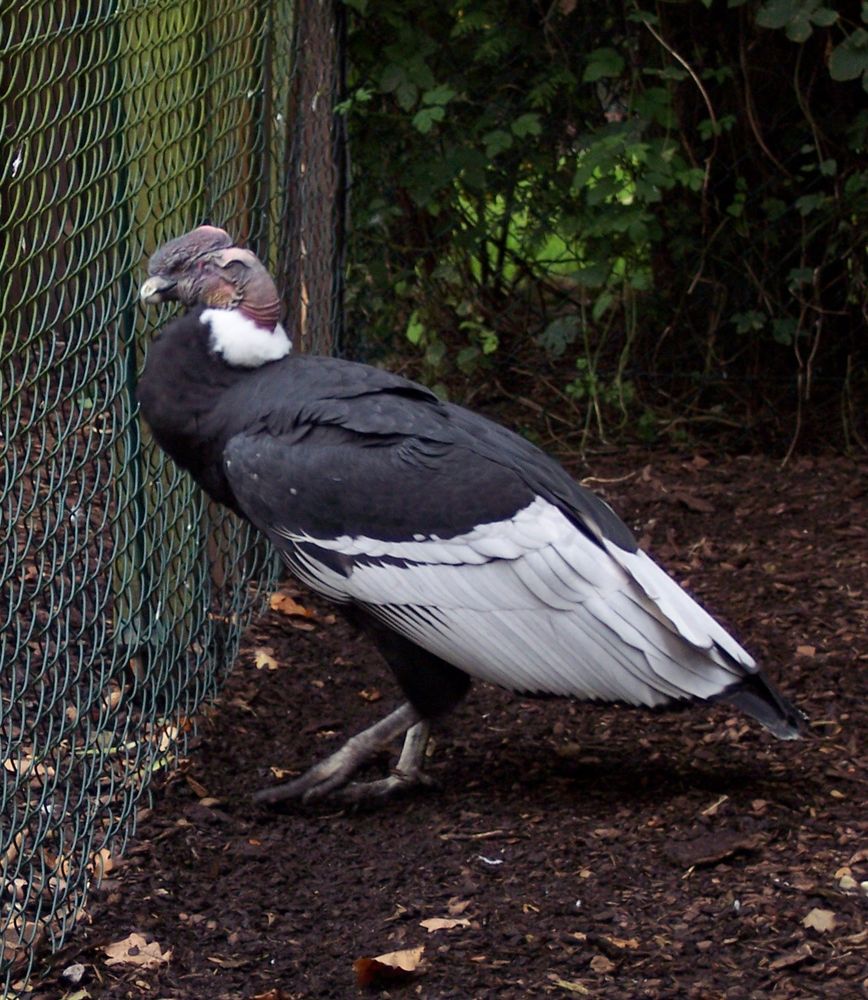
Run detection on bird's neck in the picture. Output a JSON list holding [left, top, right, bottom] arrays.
[[201, 307, 292, 368]]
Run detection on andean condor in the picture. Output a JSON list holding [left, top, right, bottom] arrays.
[[137, 225, 803, 805]]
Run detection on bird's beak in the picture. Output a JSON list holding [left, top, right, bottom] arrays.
[[139, 275, 177, 304]]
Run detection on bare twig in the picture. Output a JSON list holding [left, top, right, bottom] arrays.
[[640, 17, 718, 202]]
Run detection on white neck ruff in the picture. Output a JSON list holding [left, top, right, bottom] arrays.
[[202, 307, 292, 368]]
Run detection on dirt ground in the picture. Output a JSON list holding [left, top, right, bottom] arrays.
[[33, 447, 867, 999]]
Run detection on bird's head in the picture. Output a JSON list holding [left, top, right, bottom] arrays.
[[140, 225, 282, 332], [140, 226, 291, 367]]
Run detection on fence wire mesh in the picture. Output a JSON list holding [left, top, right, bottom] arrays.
[[1, 0, 343, 989]]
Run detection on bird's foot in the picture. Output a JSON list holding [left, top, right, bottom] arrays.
[[317, 763, 436, 806], [253, 704, 431, 806]]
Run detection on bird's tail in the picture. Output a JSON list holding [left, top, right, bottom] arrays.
[[715, 671, 806, 740]]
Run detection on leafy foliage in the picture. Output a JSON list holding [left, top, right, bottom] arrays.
[[340, 0, 867, 450]]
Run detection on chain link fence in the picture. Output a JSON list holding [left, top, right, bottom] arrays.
[[1, 1, 344, 990]]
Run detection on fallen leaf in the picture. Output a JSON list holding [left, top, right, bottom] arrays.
[[103, 933, 171, 969], [61, 963, 87, 985], [419, 917, 471, 933], [551, 978, 591, 995], [591, 827, 620, 840], [590, 954, 616, 973], [672, 491, 715, 513], [254, 647, 279, 671], [603, 935, 639, 950], [700, 794, 729, 817], [88, 848, 115, 879], [207, 955, 249, 968], [288, 619, 316, 632], [269, 591, 316, 618], [769, 944, 812, 970], [353, 946, 424, 988], [358, 688, 382, 702], [186, 776, 209, 798], [802, 908, 836, 933], [252, 991, 291, 1000], [666, 830, 765, 868], [796, 644, 816, 657], [447, 897, 471, 916]]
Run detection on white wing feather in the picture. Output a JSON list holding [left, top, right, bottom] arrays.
[[274, 496, 751, 706]]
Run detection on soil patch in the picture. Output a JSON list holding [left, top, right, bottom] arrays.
[[34, 448, 868, 999]]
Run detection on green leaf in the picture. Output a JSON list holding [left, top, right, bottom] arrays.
[[772, 317, 799, 344], [396, 80, 418, 110], [379, 63, 405, 93], [829, 29, 868, 81], [787, 267, 814, 288], [591, 290, 614, 322], [483, 129, 513, 157], [511, 113, 542, 138], [582, 47, 625, 83], [757, 0, 837, 41], [425, 339, 447, 368], [810, 7, 838, 26], [794, 192, 827, 215], [757, 0, 803, 30], [537, 316, 579, 357], [405, 310, 425, 345], [456, 345, 481, 373], [572, 263, 608, 288], [732, 310, 766, 334], [480, 329, 499, 354], [412, 105, 445, 133], [422, 84, 456, 106]]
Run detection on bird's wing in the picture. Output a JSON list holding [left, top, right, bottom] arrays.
[[223, 423, 754, 708]]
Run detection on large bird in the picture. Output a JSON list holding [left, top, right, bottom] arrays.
[[137, 226, 803, 805]]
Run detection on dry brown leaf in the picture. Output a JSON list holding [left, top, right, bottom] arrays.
[[604, 935, 639, 950], [88, 848, 115, 879], [254, 647, 279, 671], [186, 776, 209, 798], [672, 491, 715, 513], [269, 591, 316, 618], [447, 897, 471, 916], [353, 945, 424, 987], [769, 944, 812, 970], [700, 794, 729, 817], [103, 932, 171, 969], [666, 830, 765, 868], [796, 644, 816, 657], [207, 955, 248, 968], [288, 619, 317, 632], [551, 977, 590, 994], [251, 991, 291, 1000], [590, 954, 616, 974], [419, 917, 470, 933], [358, 688, 382, 702], [802, 907, 837, 933]]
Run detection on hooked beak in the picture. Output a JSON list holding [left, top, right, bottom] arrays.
[[139, 274, 177, 304]]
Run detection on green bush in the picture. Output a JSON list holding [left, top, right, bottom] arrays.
[[340, 0, 867, 451]]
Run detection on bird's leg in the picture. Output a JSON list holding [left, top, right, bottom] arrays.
[[253, 702, 431, 805], [333, 718, 433, 805]]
